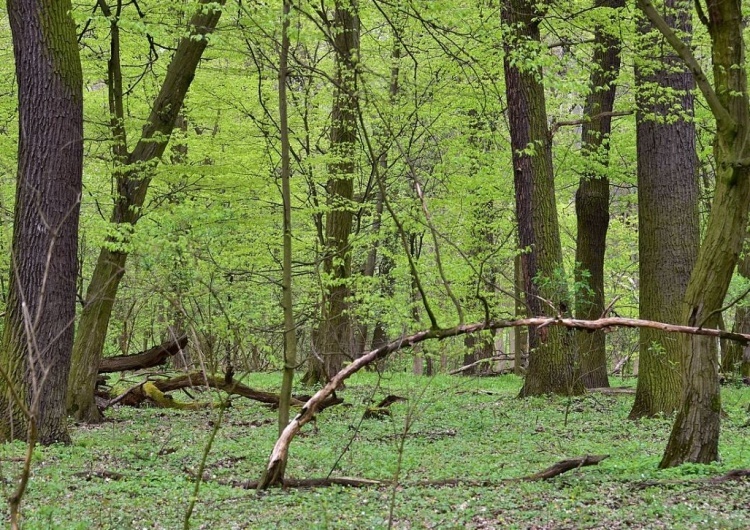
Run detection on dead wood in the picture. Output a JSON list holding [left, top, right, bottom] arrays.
[[363, 395, 407, 419], [522, 454, 609, 480], [109, 371, 344, 411], [195, 455, 608, 491], [633, 469, 750, 489], [588, 387, 636, 395], [260, 313, 750, 489], [98, 335, 188, 373]]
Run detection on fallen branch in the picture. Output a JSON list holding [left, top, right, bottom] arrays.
[[110, 371, 344, 411], [99, 335, 188, 373], [258, 315, 750, 489], [197, 455, 608, 490], [634, 469, 750, 489], [523, 454, 609, 480]]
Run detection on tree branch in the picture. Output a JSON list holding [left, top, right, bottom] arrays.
[[258, 315, 750, 489], [637, 0, 735, 134]]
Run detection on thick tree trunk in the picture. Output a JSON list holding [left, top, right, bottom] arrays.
[[503, 0, 583, 396], [575, 0, 624, 389], [638, 0, 750, 466], [0, 0, 83, 444], [304, 0, 360, 384], [66, 1, 225, 422], [630, 0, 699, 419]]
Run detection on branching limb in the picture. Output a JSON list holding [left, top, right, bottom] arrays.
[[637, 0, 735, 134]]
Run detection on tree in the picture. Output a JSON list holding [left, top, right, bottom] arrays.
[[503, 0, 583, 396], [66, 0, 226, 422], [276, 0, 297, 438], [574, 0, 625, 389], [638, 0, 750, 466], [0, 0, 83, 444], [303, 0, 360, 384], [630, 0, 699, 419]]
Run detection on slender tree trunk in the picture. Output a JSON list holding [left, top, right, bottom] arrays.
[[303, 0, 360, 384], [0, 0, 83, 444], [503, 0, 583, 396], [630, 0, 699, 419], [66, 1, 225, 422], [277, 0, 296, 441], [638, 0, 750, 466], [575, 0, 624, 389]]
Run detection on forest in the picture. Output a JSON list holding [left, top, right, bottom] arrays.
[[0, 0, 749, 528]]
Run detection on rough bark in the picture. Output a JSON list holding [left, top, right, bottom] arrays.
[[66, 0, 225, 422], [304, 0, 360, 384], [575, 0, 625, 389], [98, 335, 188, 373], [630, 0, 699, 419], [637, 0, 750, 467], [503, 0, 583, 396], [0, 0, 83, 444]]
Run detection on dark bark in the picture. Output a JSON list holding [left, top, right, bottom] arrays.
[[503, 0, 583, 396], [304, 0, 360, 384], [637, 0, 750, 467], [575, 0, 625, 389], [67, 0, 226, 422], [630, 0, 699, 419], [0, 0, 83, 444], [98, 335, 188, 373]]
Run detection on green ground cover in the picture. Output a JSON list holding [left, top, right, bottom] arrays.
[[1, 373, 748, 529]]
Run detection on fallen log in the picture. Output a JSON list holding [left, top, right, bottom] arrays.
[[99, 335, 188, 373], [523, 454, 609, 480], [258, 315, 750, 489], [191, 455, 608, 490], [111, 371, 343, 411]]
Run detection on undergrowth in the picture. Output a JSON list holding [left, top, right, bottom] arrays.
[[0, 373, 748, 529]]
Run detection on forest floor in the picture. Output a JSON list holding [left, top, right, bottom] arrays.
[[0, 371, 748, 529]]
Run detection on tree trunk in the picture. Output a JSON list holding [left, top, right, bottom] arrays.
[[503, 0, 583, 396], [66, 1, 225, 422], [304, 0, 360, 384], [637, 0, 750, 467], [276, 0, 298, 441], [575, 0, 625, 389], [0, 0, 83, 444], [723, 249, 750, 376], [630, 0, 699, 419]]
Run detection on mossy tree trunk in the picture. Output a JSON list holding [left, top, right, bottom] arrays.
[[503, 0, 583, 397], [638, 0, 750, 466], [304, 0, 360, 384], [66, 0, 226, 422], [0, 0, 83, 444], [630, 0, 699, 419], [575, 0, 625, 389]]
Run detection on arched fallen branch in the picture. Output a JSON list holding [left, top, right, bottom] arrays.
[[258, 316, 750, 489]]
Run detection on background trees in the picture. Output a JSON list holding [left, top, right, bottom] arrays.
[[0, 0, 747, 468]]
